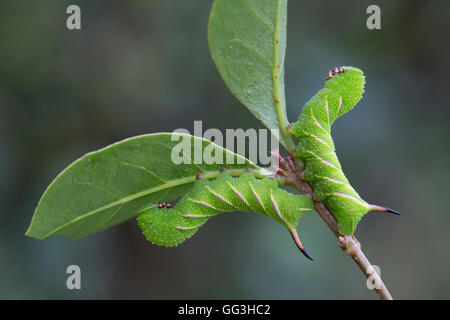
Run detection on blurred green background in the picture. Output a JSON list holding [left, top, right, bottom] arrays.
[[1, 0, 449, 299]]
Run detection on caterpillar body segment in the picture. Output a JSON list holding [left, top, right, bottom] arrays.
[[137, 172, 315, 259], [291, 67, 399, 235]]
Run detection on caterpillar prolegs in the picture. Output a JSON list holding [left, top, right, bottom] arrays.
[[137, 172, 315, 259], [291, 66, 400, 235]]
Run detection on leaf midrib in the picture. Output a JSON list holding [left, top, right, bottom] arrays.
[[28, 168, 270, 239], [272, 0, 293, 150]]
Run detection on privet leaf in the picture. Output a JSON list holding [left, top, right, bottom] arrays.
[[26, 133, 266, 239], [208, 0, 293, 150], [291, 67, 369, 235], [137, 172, 314, 247]]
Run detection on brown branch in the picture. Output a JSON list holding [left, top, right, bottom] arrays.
[[275, 151, 393, 300]]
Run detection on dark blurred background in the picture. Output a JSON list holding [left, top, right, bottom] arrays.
[[1, 0, 449, 299]]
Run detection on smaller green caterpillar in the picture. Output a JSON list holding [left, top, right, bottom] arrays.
[[137, 172, 315, 259], [291, 66, 400, 235]]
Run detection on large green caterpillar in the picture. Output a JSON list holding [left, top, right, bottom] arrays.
[[290, 66, 400, 235], [137, 172, 315, 259]]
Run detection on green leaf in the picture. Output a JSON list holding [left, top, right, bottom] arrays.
[[208, 0, 293, 150], [137, 172, 314, 247], [26, 133, 268, 239]]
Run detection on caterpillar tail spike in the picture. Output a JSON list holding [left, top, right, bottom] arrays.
[[289, 229, 314, 261], [369, 205, 402, 216]]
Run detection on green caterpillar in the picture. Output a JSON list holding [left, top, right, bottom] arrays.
[[290, 66, 400, 235], [137, 172, 315, 259]]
